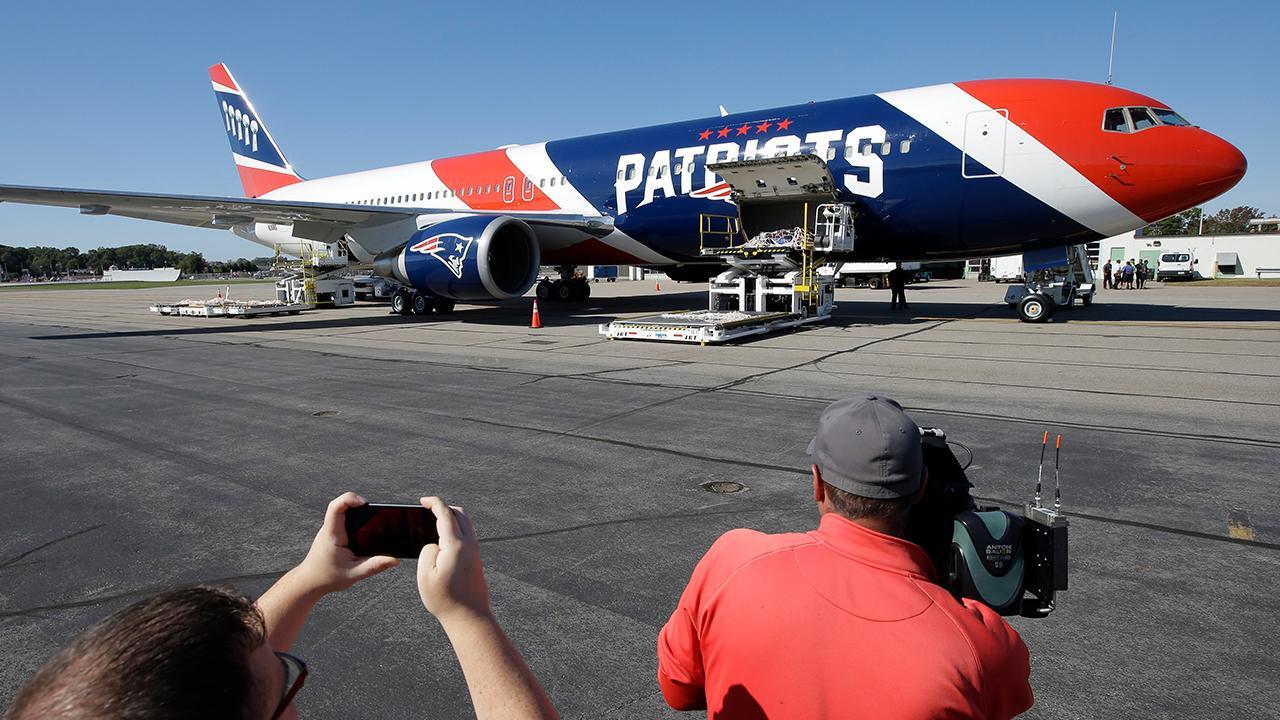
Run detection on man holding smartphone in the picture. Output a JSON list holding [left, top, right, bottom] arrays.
[[6, 493, 559, 720]]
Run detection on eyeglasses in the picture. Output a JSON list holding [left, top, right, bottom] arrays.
[[269, 651, 308, 720]]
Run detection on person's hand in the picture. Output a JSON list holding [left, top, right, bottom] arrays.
[[294, 492, 399, 596], [417, 496, 491, 623]]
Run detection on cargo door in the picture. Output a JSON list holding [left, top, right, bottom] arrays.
[[962, 109, 1008, 178]]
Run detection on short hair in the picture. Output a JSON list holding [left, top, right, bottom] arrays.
[[823, 480, 913, 527], [7, 585, 266, 720]]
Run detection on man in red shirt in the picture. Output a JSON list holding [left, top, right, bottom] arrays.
[[657, 395, 1034, 719]]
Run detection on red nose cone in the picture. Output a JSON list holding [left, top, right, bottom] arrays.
[[1110, 129, 1248, 223], [1192, 133, 1247, 201]]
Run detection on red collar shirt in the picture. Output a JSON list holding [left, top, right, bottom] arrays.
[[658, 513, 1034, 719]]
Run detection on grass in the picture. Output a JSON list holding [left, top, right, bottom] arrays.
[[1165, 278, 1280, 287], [0, 279, 273, 291]]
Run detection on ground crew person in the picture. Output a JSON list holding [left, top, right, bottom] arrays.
[[888, 262, 909, 310]]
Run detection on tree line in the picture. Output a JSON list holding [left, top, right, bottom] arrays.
[[0, 244, 267, 279], [1141, 205, 1274, 237]]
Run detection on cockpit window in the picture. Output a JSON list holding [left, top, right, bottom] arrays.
[[1103, 106, 1190, 133], [1103, 108, 1130, 133], [1151, 108, 1191, 126], [1129, 107, 1158, 131]]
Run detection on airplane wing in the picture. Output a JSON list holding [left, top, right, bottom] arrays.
[[0, 183, 414, 229], [0, 183, 615, 244]]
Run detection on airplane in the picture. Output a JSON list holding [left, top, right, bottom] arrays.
[[0, 63, 1246, 315]]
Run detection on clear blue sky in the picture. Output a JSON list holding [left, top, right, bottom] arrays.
[[1, 0, 1275, 260]]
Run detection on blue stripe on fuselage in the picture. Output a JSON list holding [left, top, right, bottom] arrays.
[[543, 95, 1098, 262]]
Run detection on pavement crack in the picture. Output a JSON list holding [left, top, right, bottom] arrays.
[[0, 524, 107, 572]]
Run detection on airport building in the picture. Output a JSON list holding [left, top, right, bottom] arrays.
[[1098, 222, 1280, 279], [966, 222, 1280, 281]]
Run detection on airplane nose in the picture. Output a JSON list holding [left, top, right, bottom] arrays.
[[1191, 132, 1247, 199]]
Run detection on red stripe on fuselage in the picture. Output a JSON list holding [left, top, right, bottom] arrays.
[[955, 79, 1239, 222], [209, 64, 240, 92], [430, 150, 561, 212], [237, 165, 302, 198]]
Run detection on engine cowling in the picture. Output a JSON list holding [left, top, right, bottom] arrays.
[[373, 215, 540, 301]]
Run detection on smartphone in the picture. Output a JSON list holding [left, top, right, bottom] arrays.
[[344, 503, 438, 559]]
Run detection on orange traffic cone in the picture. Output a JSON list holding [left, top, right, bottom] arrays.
[[655, 280, 662, 292], [530, 298, 543, 329]]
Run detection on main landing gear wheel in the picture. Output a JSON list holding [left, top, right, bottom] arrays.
[[411, 293, 431, 315], [536, 280, 553, 300], [1017, 293, 1053, 323], [391, 291, 411, 315], [555, 281, 574, 301], [433, 298, 456, 314]]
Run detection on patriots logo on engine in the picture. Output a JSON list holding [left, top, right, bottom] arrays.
[[409, 232, 474, 279]]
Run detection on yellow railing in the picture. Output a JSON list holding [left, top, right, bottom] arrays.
[[699, 214, 742, 252]]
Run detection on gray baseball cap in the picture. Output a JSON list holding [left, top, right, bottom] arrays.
[[806, 394, 923, 499]]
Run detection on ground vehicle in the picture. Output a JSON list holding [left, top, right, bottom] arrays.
[[819, 262, 920, 288], [990, 255, 1024, 283], [1003, 245, 1095, 322], [1156, 252, 1198, 281], [351, 274, 400, 301]]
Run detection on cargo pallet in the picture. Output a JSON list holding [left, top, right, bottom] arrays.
[[150, 301, 308, 318]]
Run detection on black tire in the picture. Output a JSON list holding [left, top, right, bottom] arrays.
[[555, 280, 573, 302], [1017, 294, 1053, 323], [536, 281, 552, 300], [867, 277, 882, 290], [433, 298, 456, 314], [1082, 293, 1093, 307], [411, 293, 431, 315], [390, 292, 410, 315], [578, 280, 591, 300]]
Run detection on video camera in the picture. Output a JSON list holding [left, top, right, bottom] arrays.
[[906, 429, 1069, 618]]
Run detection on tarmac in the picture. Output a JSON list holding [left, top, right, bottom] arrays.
[[0, 277, 1277, 719]]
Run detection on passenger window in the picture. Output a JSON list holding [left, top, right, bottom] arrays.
[[861, 142, 872, 156], [880, 142, 891, 155], [845, 145, 855, 160], [657, 165, 665, 178], [1129, 107, 1157, 131], [900, 139, 912, 154], [1103, 108, 1130, 133], [825, 147, 836, 160], [539, 178, 546, 187]]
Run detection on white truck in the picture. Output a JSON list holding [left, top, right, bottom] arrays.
[[819, 261, 921, 288], [989, 255, 1024, 283], [1155, 251, 1198, 281]]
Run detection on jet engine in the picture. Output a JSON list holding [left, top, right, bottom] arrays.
[[373, 215, 540, 301]]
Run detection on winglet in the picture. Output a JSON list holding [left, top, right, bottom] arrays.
[[210, 63, 303, 198]]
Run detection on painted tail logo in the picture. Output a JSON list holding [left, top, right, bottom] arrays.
[[210, 63, 302, 197], [410, 233, 474, 279]]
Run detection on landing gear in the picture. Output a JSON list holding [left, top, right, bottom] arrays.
[[391, 288, 452, 317], [391, 290, 411, 315], [535, 266, 591, 302]]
